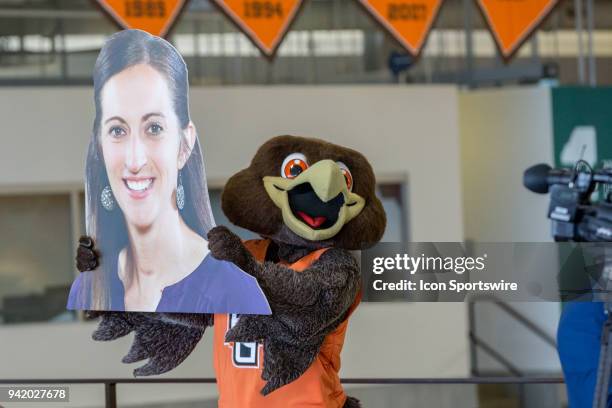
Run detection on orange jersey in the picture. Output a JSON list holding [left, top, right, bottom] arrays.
[[213, 239, 360, 408]]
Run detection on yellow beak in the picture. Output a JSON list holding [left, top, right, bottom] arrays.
[[263, 160, 365, 241]]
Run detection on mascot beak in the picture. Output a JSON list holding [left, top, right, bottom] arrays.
[[263, 160, 366, 241]]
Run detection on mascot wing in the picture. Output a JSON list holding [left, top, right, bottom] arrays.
[[225, 248, 360, 395]]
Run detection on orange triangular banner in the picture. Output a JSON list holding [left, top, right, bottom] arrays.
[[358, 0, 444, 56], [477, 0, 559, 58], [212, 0, 304, 57], [97, 0, 186, 37]]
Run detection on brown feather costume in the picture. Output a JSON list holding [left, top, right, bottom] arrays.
[[77, 135, 386, 406]]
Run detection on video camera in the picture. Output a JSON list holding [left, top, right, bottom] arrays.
[[523, 161, 612, 242]]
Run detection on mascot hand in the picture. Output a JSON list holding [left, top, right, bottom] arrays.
[[91, 312, 149, 341], [207, 226, 259, 277], [122, 316, 204, 376], [91, 312, 205, 376], [76, 235, 99, 272]]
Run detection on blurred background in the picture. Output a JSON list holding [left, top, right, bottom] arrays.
[[1, 0, 611, 406]]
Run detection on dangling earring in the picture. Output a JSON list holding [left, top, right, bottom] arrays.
[[101, 185, 115, 211], [176, 171, 185, 210]]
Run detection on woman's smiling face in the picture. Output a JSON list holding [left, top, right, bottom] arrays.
[[100, 63, 184, 229]]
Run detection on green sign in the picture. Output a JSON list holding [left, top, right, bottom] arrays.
[[552, 87, 612, 170]]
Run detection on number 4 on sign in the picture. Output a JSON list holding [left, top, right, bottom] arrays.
[[212, 0, 305, 58]]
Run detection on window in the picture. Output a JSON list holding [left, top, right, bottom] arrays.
[[0, 194, 78, 324]]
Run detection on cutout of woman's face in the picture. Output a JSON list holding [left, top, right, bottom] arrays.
[[100, 63, 186, 229]]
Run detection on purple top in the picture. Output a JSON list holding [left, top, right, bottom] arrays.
[[66, 254, 271, 315]]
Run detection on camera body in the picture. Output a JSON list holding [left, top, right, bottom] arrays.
[[524, 162, 612, 242]]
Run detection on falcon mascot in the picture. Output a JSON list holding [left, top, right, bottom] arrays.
[[76, 135, 386, 407]]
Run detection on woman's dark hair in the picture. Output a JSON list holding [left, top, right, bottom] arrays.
[[82, 29, 215, 309]]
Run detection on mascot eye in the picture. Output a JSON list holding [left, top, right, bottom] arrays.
[[337, 161, 353, 191], [281, 153, 308, 178]]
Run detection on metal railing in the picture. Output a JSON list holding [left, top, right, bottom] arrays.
[[0, 377, 564, 408], [469, 294, 557, 377], [468, 295, 560, 406]]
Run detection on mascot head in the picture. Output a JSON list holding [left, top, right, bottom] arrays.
[[221, 135, 386, 250]]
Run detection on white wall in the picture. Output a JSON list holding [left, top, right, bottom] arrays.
[[459, 86, 561, 373], [459, 87, 555, 243], [0, 86, 470, 406]]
